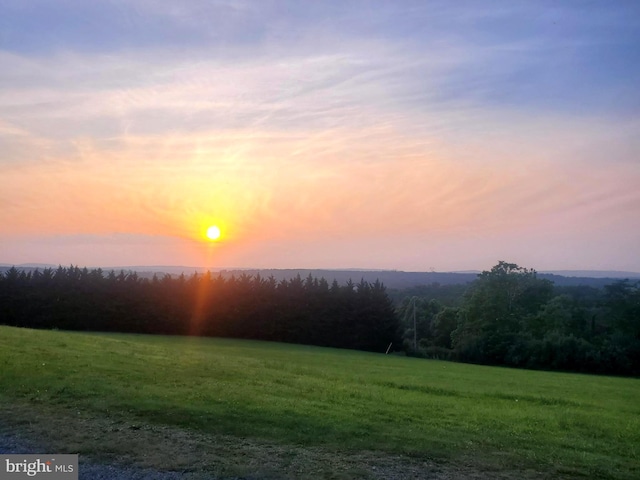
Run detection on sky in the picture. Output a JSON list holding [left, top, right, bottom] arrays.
[[1, 0, 639, 272]]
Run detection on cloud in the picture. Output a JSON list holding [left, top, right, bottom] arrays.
[[1, 1, 639, 270]]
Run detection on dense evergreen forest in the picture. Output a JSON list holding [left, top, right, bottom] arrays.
[[1, 261, 638, 375], [0, 266, 398, 352]]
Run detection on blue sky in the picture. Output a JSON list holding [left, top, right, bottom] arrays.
[[1, 1, 639, 271]]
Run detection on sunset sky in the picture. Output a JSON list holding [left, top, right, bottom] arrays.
[[1, 1, 639, 272]]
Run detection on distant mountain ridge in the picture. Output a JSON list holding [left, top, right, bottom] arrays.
[[1, 264, 639, 289]]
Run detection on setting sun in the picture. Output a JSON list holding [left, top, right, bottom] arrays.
[[206, 225, 221, 241]]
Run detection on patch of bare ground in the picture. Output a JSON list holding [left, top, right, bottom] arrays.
[[0, 401, 548, 479]]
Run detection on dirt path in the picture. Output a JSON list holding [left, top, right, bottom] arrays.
[[0, 430, 207, 480], [0, 402, 541, 479]]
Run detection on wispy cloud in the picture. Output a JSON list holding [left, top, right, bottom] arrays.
[[1, 1, 639, 270]]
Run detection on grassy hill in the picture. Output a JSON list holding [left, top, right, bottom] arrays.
[[0, 326, 638, 479]]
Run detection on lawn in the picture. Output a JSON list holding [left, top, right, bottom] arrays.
[[0, 326, 638, 479]]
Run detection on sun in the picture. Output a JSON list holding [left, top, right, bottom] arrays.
[[206, 225, 221, 241]]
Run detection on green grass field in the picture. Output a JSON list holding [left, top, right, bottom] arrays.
[[0, 326, 638, 479]]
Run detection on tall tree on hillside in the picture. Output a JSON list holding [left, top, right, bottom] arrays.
[[352, 279, 399, 352], [452, 261, 553, 363], [602, 280, 640, 372], [604, 280, 640, 339]]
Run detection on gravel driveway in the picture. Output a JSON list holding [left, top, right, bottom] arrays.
[[0, 431, 220, 480], [0, 412, 533, 480]]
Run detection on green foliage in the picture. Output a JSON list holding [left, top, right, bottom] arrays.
[[1, 326, 639, 479], [397, 261, 640, 375], [452, 261, 554, 364], [605, 280, 640, 339], [431, 306, 459, 349], [397, 296, 441, 351]]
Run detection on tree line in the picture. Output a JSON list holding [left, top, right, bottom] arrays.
[[397, 261, 640, 375], [2, 262, 638, 375], [0, 265, 398, 353]]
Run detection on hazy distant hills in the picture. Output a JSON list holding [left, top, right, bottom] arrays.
[[541, 270, 640, 279], [1, 264, 639, 289]]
